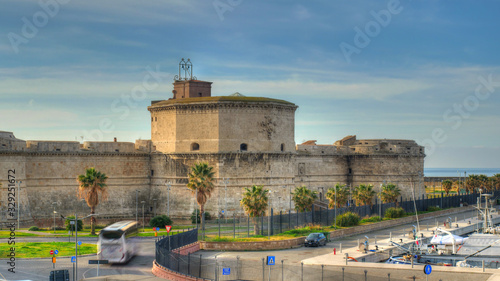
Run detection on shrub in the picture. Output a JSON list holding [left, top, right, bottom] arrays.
[[427, 206, 441, 212], [28, 226, 40, 231], [150, 215, 173, 228], [65, 216, 83, 231], [191, 209, 212, 224], [385, 207, 406, 219], [335, 212, 360, 227], [360, 216, 382, 223]]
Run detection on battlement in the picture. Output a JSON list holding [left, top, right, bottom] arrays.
[[297, 136, 425, 156], [27, 141, 80, 152]]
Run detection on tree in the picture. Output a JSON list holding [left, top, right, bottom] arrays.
[[186, 162, 215, 233], [326, 184, 350, 208], [240, 185, 269, 235], [291, 186, 317, 212], [491, 174, 500, 190], [466, 174, 488, 193], [379, 183, 401, 205], [76, 167, 108, 235], [352, 184, 376, 206], [442, 180, 453, 196]]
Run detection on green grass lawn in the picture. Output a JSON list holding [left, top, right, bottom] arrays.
[[0, 231, 38, 238], [0, 242, 97, 258]]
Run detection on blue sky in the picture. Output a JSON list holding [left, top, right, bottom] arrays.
[[1, 0, 500, 168]]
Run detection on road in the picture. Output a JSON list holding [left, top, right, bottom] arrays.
[[0, 209, 482, 280]]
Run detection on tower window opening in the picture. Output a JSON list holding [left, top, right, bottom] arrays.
[[191, 143, 200, 151], [240, 143, 248, 151], [198, 92, 202, 97], [155, 117, 157, 122], [281, 143, 285, 152]]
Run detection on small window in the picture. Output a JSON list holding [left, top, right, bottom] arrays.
[[198, 92, 202, 97], [348, 168, 352, 175], [115, 149, 119, 152], [281, 143, 285, 152], [240, 143, 248, 151], [149, 207, 153, 212], [390, 148, 392, 150], [55, 148, 61, 152], [155, 117, 157, 122], [191, 143, 200, 151], [151, 117, 153, 122], [2, 144, 6, 147], [151, 170, 154, 177]]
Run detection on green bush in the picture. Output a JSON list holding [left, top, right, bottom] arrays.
[[335, 212, 360, 227], [65, 216, 83, 231], [191, 209, 212, 224], [150, 215, 173, 228], [385, 207, 406, 219], [28, 226, 40, 231], [360, 216, 382, 223], [427, 206, 442, 212]]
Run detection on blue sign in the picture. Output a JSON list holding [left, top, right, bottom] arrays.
[[54, 250, 59, 255], [77, 241, 82, 246], [424, 264, 432, 275], [267, 256, 275, 265], [71, 256, 76, 263], [222, 268, 230, 275], [221, 210, 225, 213], [156, 227, 160, 231]]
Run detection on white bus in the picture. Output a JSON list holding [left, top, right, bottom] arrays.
[[97, 221, 139, 263]]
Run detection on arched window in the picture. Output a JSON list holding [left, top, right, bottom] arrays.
[[191, 143, 200, 151], [240, 143, 248, 151], [281, 143, 285, 152], [198, 92, 202, 97]]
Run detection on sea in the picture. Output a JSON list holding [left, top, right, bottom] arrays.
[[424, 168, 500, 177]]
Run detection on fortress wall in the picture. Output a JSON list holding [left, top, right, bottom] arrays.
[[82, 141, 136, 153], [175, 106, 220, 153], [0, 154, 29, 221], [0, 152, 152, 224], [151, 107, 176, 153], [218, 104, 296, 153], [26, 141, 80, 152], [348, 154, 425, 200]]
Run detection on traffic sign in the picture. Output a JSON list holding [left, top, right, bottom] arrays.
[[77, 241, 82, 246], [71, 256, 76, 263], [221, 210, 225, 213], [50, 250, 54, 255], [266, 256, 275, 265], [54, 250, 59, 255], [165, 225, 172, 233], [222, 268, 231, 275], [156, 227, 160, 231], [424, 264, 432, 275], [52, 257, 56, 264]]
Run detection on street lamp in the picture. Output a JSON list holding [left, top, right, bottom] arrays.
[[166, 181, 172, 217], [52, 202, 58, 233], [223, 178, 229, 223], [141, 201, 146, 232], [278, 196, 282, 212], [135, 190, 140, 223]]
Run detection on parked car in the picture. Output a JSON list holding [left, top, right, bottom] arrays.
[[304, 233, 327, 247]]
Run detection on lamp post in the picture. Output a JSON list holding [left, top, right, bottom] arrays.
[[153, 199, 157, 217], [16, 180, 22, 230], [52, 202, 58, 233], [135, 190, 140, 223], [268, 191, 272, 239], [74, 213, 97, 281], [278, 196, 282, 212], [319, 187, 324, 201], [223, 178, 229, 223], [289, 186, 292, 212], [141, 201, 146, 232], [166, 181, 172, 217]]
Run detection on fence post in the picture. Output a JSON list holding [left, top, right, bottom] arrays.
[[280, 211, 283, 233], [289, 210, 291, 230], [218, 215, 221, 238], [271, 208, 274, 236], [188, 253, 190, 275], [199, 254, 202, 277], [312, 204, 315, 223], [321, 264, 324, 281], [301, 262, 304, 281], [233, 213, 236, 239], [326, 204, 329, 226], [237, 256, 240, 280], [281, 260, 284, 281], [248, 215, 250, 237], [261, 216, 264, 236]]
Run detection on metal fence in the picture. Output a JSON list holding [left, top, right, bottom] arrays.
[[200, 190, 500, 238], [155, 228, 198, 271], [155, 252, 452, 281]]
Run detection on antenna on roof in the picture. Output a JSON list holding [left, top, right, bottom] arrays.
[[175, 58, 196, 81]]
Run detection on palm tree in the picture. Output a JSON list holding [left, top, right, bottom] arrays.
[[442, 180, 453, 196], [352, 184, 376, 206], [466, 174, 488, 193], [491, 174, 500, 190], [240, 185, 269, 235], [291, 186, 317, 212], [326, 184, 350, 208], [379, 183, 401, 205], [77, 167, 108, 235], [186, 162, 215, 232]]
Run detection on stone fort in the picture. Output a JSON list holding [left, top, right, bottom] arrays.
[[0, 61, 425, 224]]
